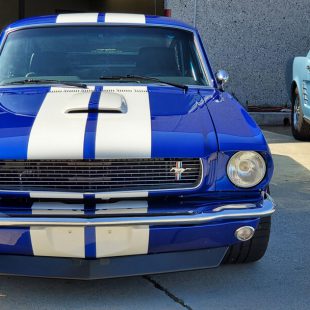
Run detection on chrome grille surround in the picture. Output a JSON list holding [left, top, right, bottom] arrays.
[[0, 159, 202, 193]]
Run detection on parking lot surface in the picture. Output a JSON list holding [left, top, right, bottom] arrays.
[[0, 129, 309, 310]]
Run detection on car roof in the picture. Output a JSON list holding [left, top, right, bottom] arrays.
[[4, 13, 196, 33]]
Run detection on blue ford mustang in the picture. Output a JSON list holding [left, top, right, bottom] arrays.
[[0, 13, 275, 279]]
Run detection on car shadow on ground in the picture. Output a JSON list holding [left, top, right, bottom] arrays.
[[263, 128, 305, 144], [0, 155, 309, 310], [262, 126, 293, 138]]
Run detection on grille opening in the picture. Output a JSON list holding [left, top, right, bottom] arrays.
[[0, 158, 202, 193]]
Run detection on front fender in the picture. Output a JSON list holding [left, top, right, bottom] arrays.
[[202, 91, 269, 152], [200, 90, 273, 191], [292, 56, 310, 116], [293, 56, 310, 86]]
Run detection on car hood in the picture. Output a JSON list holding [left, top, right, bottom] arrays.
[[0, 85, 218, 160]]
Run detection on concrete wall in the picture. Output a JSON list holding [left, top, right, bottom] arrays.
[[167, 0, 310, 107]]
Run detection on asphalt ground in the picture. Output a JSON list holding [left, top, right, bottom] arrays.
[[0, 128, 309, 310]]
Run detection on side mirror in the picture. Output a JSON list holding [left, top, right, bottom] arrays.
[[215, 70, 229, 91]]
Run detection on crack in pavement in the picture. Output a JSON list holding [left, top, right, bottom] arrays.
[[143, 275, 193, 310]]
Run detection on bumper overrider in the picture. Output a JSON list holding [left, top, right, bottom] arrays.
[[0, 194, 275, 279]]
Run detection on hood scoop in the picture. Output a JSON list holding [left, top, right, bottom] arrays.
[[66, 92, 128, 114], [66, 108, 124, 114]]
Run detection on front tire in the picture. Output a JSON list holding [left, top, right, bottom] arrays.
[[291, 87, 310, 140], [222, 217, 271, 264]]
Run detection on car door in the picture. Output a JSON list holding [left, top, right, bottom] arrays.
[[293, 52, 310, 120]]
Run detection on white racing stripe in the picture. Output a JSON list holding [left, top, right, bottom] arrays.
[[31, 202, 84, 215], [95, 191, 148, 199], [29, 191, 147, 200], [56, 13, 99, 23], [105, 13, 146, 24], [30, 227, 85, 258], [30, 192, 84, 199], [27, 86, 151, 257], [95, 200, 148, 215], [95, 86, 151, 158], [31, 202, 85, 257], [96, 201, 149, 258], [95, 226, 149, 258], [28, 87, 94, 159], [30, 201, 150, 258]]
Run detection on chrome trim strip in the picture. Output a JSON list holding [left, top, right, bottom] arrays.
[[0, 194, 275, 227], [193, 34, 213, 86]]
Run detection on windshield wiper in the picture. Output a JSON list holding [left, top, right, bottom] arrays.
[[1, 79, 88, 89], [99, 75, 188, 91]]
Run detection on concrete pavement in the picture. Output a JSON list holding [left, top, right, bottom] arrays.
[[0, 130, 309, 310]]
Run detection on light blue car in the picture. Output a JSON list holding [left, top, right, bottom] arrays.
[[291, 51, 310, 140]]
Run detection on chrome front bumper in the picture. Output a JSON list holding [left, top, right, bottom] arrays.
[[0, 194, 275, 227]]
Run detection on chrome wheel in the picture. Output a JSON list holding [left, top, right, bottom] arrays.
[[291, 87, 310, 140], [293, 95, 301, 130]]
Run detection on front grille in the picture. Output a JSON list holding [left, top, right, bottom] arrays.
[[0, 159, 202, 193]]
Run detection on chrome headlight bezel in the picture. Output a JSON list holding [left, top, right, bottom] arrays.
[[227, 151, 267, 188]]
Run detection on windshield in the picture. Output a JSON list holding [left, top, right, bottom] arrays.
[[0, 26, 208, 86]]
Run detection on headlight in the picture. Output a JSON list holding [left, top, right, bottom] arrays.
[[227, 151, 266, 188]]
